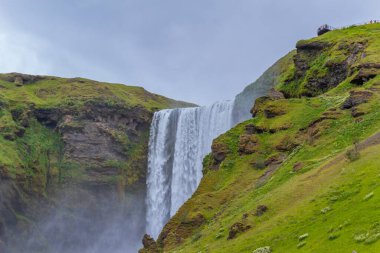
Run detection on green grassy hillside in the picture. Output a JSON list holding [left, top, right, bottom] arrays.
[[0, 74, 192, 185], [147, 24, 380, 253]]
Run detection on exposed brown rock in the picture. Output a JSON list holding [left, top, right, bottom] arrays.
[[341, 90, 373, 109], [300, 111, 340, 145], [263, 105, 286, 118], [296, 40, 331, 51], [320, 108, 343, 120], [275, 135, 298, 152], [139, 234, 158, 253], [268, 88, 285, 100], [287, 41, 368, 97], [0, 73, 45, 85], [250, 96, 270, 117], [340, 90, 373, 118], [245, 124, 266, 134], [227, 222, 251, 240], [1, 101, 155, 249], [156, 213, 206, 251], [255, 205, 268, 216], [264, 155, 283, 167], [293, 162, 304, 172], [245, 123, 290, 135], [238, 134, 259, 154], [351, 63, 380, 85], [211, 142, 229, 168], [351, 108, 366, 118]]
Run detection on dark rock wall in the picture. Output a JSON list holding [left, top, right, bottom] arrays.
[[1, 101, 154, 252]]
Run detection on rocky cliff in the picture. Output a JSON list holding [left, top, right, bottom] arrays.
[[0, 74, 193, 252], [141, 23, 380, 253]]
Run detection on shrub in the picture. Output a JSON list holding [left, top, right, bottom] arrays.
[[346, 139, 360, 161], [346, 148, 360, 161], [252, 157, 266, 170]]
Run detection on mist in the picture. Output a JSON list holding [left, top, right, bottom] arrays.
[[6, 187, 145, 253]]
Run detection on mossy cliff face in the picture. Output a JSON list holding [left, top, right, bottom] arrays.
[[0, 74, 193, 252], [278, 24, 380, 97], [141, 24, 380, 253]]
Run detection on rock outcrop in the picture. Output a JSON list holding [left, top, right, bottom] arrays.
[[0, 74, 192, 252], [139, 234, 159, 253], [227, 222, 251, 240]]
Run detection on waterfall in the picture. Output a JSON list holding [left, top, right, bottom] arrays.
[[146, 101, 234, 239]]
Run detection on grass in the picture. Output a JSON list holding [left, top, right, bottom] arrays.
[[163, 129, 380, 253], [156, 24, 380, 253], [277, 23, 380, 98], [0, 76, 192, 111]]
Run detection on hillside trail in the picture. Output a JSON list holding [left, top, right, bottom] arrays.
[[315, 130, 380, 175]]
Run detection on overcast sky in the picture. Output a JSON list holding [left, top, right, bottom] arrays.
[[0, 0, 379, 105]]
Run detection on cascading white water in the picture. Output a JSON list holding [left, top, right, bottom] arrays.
[[146, 101, 234, 239]]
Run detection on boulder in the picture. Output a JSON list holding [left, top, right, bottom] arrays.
[[245, 124, 266, 134], [227, 222, 251, 240], [268, 88, 285, 100], [238, 134, 259, 154], [263, 105, 286, 118], [341, 90, 373, 109], [255, 205, 268, 217], [139, 234, 158, 253], [211, 142, 229, 165]]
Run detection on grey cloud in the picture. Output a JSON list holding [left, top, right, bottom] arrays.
[[0, 0, 379, 104]]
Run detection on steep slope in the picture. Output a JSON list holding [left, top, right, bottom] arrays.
[[141, 24, 380, 253], [0, 74, 194, 252], [232, 51, 295, 124]]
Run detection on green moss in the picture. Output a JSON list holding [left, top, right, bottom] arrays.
[[15, 120, 64, 194]]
